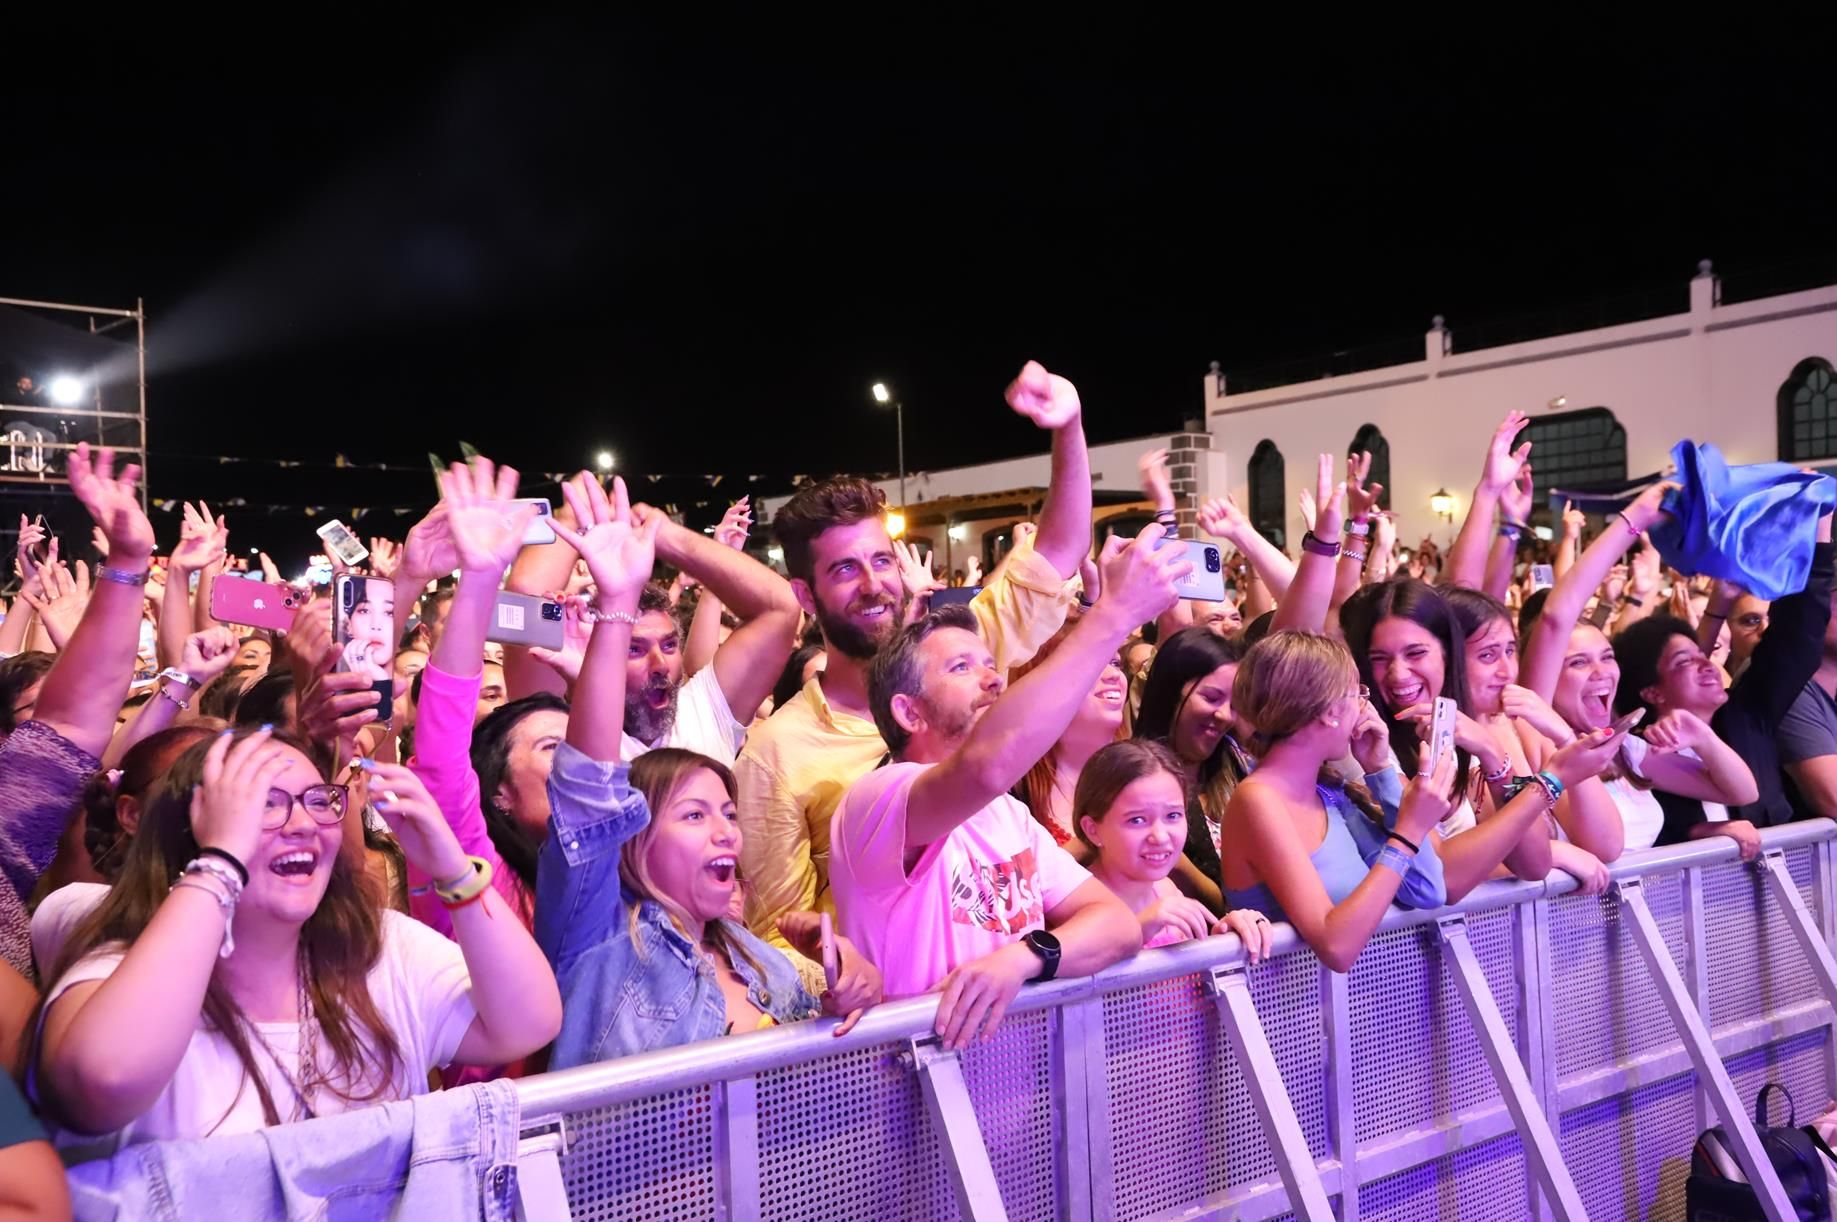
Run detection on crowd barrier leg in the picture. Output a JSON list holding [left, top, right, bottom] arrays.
[[713, 1077, 763, 1220], [1759, 849, 1837, 1012], [909, 1036, 1010, 1221], [1435, 916, 1587, 1221], [1613, 877, 1796, 1222], [1204, 965, 1335, 1222], [514, 1117, 571, 1222]]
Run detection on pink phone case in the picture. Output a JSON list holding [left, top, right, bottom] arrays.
[[209, 577, 303, 633]]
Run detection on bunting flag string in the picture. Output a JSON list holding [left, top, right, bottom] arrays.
[[154, 448, 838, 484]]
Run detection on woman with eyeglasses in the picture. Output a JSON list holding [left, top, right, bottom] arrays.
[[30, 726, 560, 1156]]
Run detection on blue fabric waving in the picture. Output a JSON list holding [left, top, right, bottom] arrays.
[[1647, 441, 1837, 600]]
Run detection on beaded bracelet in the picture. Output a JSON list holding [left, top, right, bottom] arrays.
[[196, 846, 251, 887], [1482, 752, 1514, 784], [1533, 770, 1566, 806]]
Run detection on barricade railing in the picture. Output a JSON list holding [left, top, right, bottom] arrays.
[[506, 820, 1837, 1221]]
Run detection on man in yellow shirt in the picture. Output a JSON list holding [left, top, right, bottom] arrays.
[[736, 361, 1092, 965]]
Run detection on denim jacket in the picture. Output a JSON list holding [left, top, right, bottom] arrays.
[[535, 741, 819, 1070]]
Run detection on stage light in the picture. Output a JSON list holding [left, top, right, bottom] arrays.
[[871, 383, 891, 404], [49, 376, 83, 406], [596, 451, 615, 472]]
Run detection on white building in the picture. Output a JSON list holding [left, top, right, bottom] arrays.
[[763, 262, 1837, 567]]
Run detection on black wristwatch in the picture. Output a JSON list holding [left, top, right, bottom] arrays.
[[1021, 929, 1062, 982]]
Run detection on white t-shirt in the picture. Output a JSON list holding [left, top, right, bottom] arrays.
[[621, 664, 747, 767], [31, 881, 106, 978], [38, 907, 478, 1161], [1603, 735, 1666, 850], [830, 761, 1091, 999]]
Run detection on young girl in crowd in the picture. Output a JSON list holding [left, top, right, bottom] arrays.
[[1074, 739, 1273, 958], [32, 727, 560, 1156], [1133, 627, 1251, 905], [1218, 630, 1456, 972], [534, 474, 880, 1067]]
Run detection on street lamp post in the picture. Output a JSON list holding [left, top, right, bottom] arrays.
[[871, 382, 905, 511]]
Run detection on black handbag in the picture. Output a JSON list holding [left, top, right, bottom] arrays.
[[1688, 1084, 1836, 1222]]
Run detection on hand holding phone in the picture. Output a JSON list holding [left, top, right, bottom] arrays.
[[1609, 708, 1645, 737], [1530, 564, 1555, 592], [316, 519, 369, 567], [1427, 697, 1458, 778], [820, 913, 840, 993]]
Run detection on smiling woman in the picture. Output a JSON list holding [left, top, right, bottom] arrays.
[[29, 727, 561, 1158]]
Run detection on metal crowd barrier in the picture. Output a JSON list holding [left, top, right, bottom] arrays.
[[503, 820, 1837, 1222]]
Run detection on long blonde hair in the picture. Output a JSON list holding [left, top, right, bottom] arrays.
[[624, 749, 766, 978]]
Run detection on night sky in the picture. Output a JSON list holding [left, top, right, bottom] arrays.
[[2, 21, 1831, 570]]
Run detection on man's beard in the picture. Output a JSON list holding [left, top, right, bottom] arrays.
[[814, 589, 908, 661], [624, 677, 680, 746], [919, 693, 978, 743]]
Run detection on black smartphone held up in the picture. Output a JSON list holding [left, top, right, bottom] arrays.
[[333, 575, 395, 724], [27, 515, 50, 566]]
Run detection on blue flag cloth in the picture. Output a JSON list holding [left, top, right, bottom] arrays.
[[1646, 440, 1837, 600]]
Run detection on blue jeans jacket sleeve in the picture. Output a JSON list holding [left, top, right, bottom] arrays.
[[1343, 778, 1447, 910], [535, 741, 650, 976]]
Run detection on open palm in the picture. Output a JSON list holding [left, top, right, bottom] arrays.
[[553, 474, 659, 603], [68, 443, 154, 559], [439, 456, 533, 575]]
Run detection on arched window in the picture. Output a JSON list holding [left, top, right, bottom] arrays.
[[1512, 408, 1627, 514], [1349, 423, 1392, 511], [1779, 358, 1837, 463], [1247, 440, 1286, 547]]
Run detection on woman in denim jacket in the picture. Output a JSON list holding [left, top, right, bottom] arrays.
[[534, 475, 881, 1069]]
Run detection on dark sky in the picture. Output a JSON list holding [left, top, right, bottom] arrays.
[[2, 20, 1831, 568]]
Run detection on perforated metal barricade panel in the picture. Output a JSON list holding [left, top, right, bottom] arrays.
[[1098, 950, 1326, 1221], [1359, 1130, 1528, 1221], [1349, 907, 1520, 1148], [556, 1085, 718, 1222], [1551, 873, 1690, 1081], [1560, 1068, 1698, 1221], [1704, 847, 1824, 1032], [960, 1009, 1060, 1222]]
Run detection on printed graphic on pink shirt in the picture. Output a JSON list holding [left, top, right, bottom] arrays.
[[948, 848, 1044, 935]]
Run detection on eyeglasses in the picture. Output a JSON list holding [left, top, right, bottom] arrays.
[[1350, 684, 1370, 705], [262, 784, 349, 830]]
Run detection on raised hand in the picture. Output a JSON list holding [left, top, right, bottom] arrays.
[[368, 537, 403, 580], [68, 442, 154, 562], [528, 595, 592, 683], [189, 727, 294, 866], [892, 538, 943, 608], [439, 457, 535, 576], [178, 625, 241, 687], [172, 502, 227, 572], [963, 556, 982, 586], [1197, 494, 1250, 541], [1642, 708, 1712, 754], [1500, 684, 1575, 745], [1562, 500, 1585, 540], [1481, 411, 1533, 493], [361, 761, 471, 883], [23, 558, 92, 650], [1620, 481, 1681, 536], [1629, 534, 1662, 598], [1602, 564, 1628, 606], [257, 551, 284, 585], [1004, 360, 1081, 430], [400, 504, 459, 584], [14, 516, 47, 586], [1093, 524, 1193, 630], [1077, 554, 1101, 607], [714, 498, 752, 551], [1306, 452, 1347, 540], [1500, 463, 1535, 527], [552, 474, 661, 606], [1138, 448, 1174, 510], [91, 525, 108, 557], [1396, 742, 1457, 844], [1345, 450, 1383, 522]]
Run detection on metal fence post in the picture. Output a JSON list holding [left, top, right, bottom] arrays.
[[712, 1077, 761, 1221], [1322, 964, 1358, 1222], [1205, 965, 1335, 1222], [514, 1117, 571, 1222], [1613, 877, 1796, 1222], [1758, 849, 1837, 1013], [1055, 998, 1111, 1222], [909, 1036, 1010, 1222], [1436, 916, 1587, 1221], [1516, 897, 1557, 1222]]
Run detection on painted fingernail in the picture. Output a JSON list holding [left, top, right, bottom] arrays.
[[260, 723, 274, 733], [357, 758, 376, 771]]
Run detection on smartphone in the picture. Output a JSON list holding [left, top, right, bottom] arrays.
[[333, 575, 395, 723], [210, 576, 305, 633], [315, 519, 369, 567], [486, 591, 565, 650], [26, 515, 49, 565], [1153, 535, 1228, 603], [1610, 709, 1645, 737], [819, 913, 840, 992], [930, 586, 980, 608], [1530, 564, 1555, 592], [504, 499, 556, 546], [1427, 696, 1458, 777]]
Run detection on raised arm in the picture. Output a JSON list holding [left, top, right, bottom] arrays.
[[1198, 492, 1296, 601], [1272, 455, 1345, 634], [1484, 464, 1535, 603], [1332, 454, 1384, 620], [1639, 710, 1759, 806], [158, 503, 227, 669], [30, 445, 156, 761], [500, 480, 594, 701], [554, 475, 662, 762], [683, 499, 752, 676], [1006, 361, 1092, 580], [0, 519, 47, 658], [1445, 411, 1531, 590], [903, 525, 1187, 849], [1521, 482, 1674, 702], [648, 497, 797, 724], [102, 627, 238, 768]]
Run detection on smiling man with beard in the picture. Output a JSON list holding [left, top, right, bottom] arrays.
[[735, 361, 1096, 969]]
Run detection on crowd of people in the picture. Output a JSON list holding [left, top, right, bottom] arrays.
[[0, 360, 1830, 1212]]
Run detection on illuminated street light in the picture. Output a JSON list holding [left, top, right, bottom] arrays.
[[886, 511, 907, 539], [596, 450, 615, 472], [49, 376, 83, 406], [871, 383, 891, 404], [870, 382, 905, 514], [1430, 488, 1456, 522], [948, 523, 968, 542]]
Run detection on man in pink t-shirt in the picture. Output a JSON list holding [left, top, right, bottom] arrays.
[[831, 521, 1192, 1048]]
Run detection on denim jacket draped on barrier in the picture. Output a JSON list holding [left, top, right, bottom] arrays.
[[535, 741, 818, 1070]]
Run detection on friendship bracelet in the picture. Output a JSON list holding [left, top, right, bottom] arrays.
[[1533, 770, 1565, 806], [1611, 512, 1641, 537], [196, 846, 251, 887], [184, 855, 246, 900], [1374, 844, 1414, 878], [171, 873, 238, 958], [1482, 753, 1513, 784], [1343, 548, 1368, 565], [97, 565, 150, 587], [582, 605, 640, 628]]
